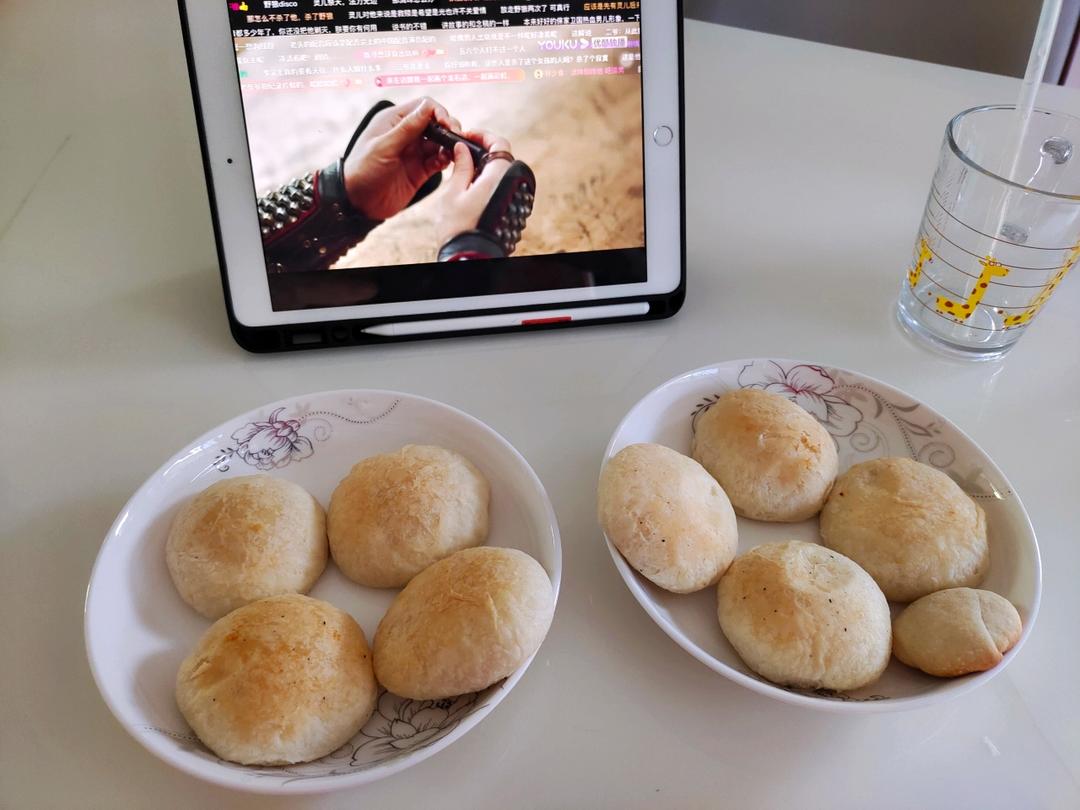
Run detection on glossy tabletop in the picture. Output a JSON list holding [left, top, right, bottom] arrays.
[[1, 7, 1078, 808]]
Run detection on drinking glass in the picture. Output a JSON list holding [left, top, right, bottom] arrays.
[[897, 105, 1080, 359]]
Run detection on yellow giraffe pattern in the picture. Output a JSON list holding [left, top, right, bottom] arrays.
[[908, 237, 932, 288], [934, 257, 1009, 321], [1002, 240, 1080, 328]]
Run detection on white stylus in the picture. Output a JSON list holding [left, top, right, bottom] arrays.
[[360, 302, 650, 337]]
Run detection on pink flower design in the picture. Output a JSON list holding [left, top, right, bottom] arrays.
[[737, 360, 863, 437], [230, 408, 314, 470]]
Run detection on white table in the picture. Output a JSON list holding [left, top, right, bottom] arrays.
[[2, 8, 1079, 808]]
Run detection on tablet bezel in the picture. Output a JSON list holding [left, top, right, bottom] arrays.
[[178, 0, 685, 349]]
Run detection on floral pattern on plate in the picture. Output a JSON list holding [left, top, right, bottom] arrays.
[[354, 691, 482, 760], [145, 688, 490, 782], [211, 397, 400, 472], [691, 360, 1006, 501]]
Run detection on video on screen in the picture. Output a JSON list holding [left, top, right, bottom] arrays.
[[227, 1, 647, 310]]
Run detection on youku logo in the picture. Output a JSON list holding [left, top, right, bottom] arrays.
[[538, 38, 591, 51], [537, 36, 631, 51]]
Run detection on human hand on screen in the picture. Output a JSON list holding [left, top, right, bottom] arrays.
[[343, 97, 461, 220], [434, 131, 514, 246]]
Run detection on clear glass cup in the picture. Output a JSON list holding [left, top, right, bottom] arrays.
[[897, 105, 1080, 360]]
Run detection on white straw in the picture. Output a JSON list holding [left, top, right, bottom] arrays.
[[1001, 0, 1063, 183], [988, 0, 1063, 253]]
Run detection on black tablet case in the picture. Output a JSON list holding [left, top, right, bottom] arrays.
[[178, 1, 686, 353]]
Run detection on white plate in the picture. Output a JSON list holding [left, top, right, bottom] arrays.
[[85, 390, 561, 794], [601, 359, 1041, 713]]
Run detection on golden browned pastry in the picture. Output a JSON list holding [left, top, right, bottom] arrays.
[[717, 541, 891, 691], [892, 587, 1022, 677], [175, 594, 377, 765], [166, 475, 327, 619], [820, 457, 989, 602], [690, 389, 838, 522], [373, 547, 555, 699], [328, 445, 490, 588], [598, 443, 738, 593]]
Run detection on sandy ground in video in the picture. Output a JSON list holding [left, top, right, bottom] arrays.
[[240, 26, 645, 267]]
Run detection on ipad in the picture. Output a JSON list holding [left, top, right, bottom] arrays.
[[179, 0, 685, 351]]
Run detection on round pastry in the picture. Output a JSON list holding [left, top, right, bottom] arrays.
[[597, 443, 738, 593], [328, 445, 490, 588], [175, 594, 377, 765], [820, 457, 989, 602], [717, 541, 891, 691], [373, 547, 555, 699], [892, 588, 1022, 677], [166, 475, 327, 619], [690, 388, 838, 522]]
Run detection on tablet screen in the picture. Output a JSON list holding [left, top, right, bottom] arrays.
[[226, 1, 646, 312]]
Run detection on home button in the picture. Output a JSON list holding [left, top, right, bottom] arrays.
[[652, 125, 674, 147]]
